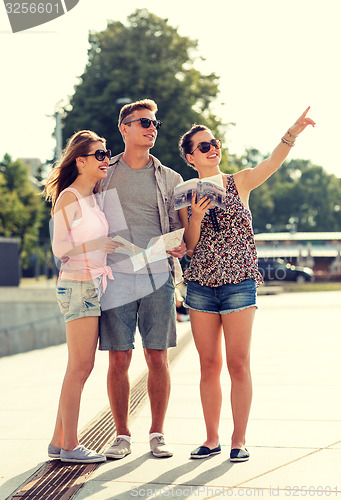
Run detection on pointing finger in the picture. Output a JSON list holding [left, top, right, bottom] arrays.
[[298, 106, 311, 121]]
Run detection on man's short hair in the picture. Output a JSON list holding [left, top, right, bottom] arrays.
[[118, 99, 158, 129]]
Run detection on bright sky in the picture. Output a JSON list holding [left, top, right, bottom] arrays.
[[1, 0, 340, 177]]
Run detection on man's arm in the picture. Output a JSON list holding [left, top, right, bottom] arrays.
[[167, 171, 184, 232], [166, 171, 187, 257]]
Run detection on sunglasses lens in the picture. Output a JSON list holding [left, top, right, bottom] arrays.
[[197, 139, 221, 153], [95, 150, 104, 161], [95, 150, 110, 161], [140, 118, 162, 130], [140, 118, 151, 128], [198, 142, 211, 153]]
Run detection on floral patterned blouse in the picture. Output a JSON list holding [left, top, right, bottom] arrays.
[[183, 174, 263, 287]]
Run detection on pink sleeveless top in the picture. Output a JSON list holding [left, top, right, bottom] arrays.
[[54, 187, 113, 289]]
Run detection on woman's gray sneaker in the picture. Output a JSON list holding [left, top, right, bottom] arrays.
[[60, 445, 106, 463], [48, 444, 61, 459]]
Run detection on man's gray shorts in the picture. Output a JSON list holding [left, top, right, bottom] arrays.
[[99, 272, 176, 351]]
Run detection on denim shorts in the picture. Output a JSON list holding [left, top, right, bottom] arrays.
[[185, 279, 257, 314], [56, 277, 102, 323], [99, 273, 176, 351]]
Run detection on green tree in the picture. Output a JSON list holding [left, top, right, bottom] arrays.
[[289, 161, 341, 231], [245, 152, 341, 232], [62, 9, 226, 180], [0, 154, 45, 269]]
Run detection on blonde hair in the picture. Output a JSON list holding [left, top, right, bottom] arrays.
[[118, 99, 158, 129], [44, 130, 105, 214]]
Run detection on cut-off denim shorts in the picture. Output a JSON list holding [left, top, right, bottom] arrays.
[[185, 279, 257, 315], [56, 277, 102, 323]]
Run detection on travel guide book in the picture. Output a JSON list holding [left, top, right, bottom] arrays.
[[174, 174, 226, 210]]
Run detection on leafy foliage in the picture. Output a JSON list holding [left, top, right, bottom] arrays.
[[62, 9, 226, 179], [241, 151, 341, 232], [0, 154, 45, 268]]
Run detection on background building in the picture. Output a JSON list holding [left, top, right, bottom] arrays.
[[255, 232, 341, 277]]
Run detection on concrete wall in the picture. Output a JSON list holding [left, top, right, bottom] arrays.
[[0, 287, 66, 357]]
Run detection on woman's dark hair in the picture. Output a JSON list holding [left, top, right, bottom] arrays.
[[178, 125, 210, 169], [43, 130, 105, 214]]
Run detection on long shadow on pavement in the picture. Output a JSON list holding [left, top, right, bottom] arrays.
[[86, 452, 235, 499]]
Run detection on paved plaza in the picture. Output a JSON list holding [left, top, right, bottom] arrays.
[[0, 290, 340, 499]]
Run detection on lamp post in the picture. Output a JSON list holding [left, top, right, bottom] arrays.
[[54, 111, 62, 161]]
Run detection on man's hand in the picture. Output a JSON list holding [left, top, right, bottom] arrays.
[[167, 240, 187, 258]]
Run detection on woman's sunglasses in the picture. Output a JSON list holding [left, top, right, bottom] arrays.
[[190, 139, 222, 155], [83, 149, 111, 161], [124, 118, 162, 130]]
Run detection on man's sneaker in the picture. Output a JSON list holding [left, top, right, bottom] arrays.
[[60, 445, 106, 463], [104, 437, 131, 459], [150, 435, 173, 458], [48, 444, 61, 459]]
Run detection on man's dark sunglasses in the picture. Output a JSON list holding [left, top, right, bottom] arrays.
[[191, 139, 222, 154], [124, 117, 162, 130], [83, 149, 111, 161]]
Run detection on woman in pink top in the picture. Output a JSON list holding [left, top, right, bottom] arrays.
[[44, 130, 118, 464]]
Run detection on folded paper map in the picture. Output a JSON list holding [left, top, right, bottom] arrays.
[[111, 228, 185, 271]]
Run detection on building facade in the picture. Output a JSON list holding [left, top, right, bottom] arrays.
[[255, 232, 341, 276]]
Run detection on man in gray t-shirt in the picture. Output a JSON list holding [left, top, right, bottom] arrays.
[[99, 99, 186, 460]]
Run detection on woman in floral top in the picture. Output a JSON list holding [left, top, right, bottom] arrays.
[[178, 108, 315, 462]]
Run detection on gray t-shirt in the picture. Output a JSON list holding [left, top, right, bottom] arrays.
[[105, 157, 163, 273]]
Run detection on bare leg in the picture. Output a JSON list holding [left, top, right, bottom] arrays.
[[50, 400, 64, 449], [144, 348, 170, 434], [107, 350, 132, 436], [222, 307, 255, 450], [190, 310, 223, 449], [50, 316, 99, 450]]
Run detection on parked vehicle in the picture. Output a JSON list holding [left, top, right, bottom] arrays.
[[257, 258, 314, 282]]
